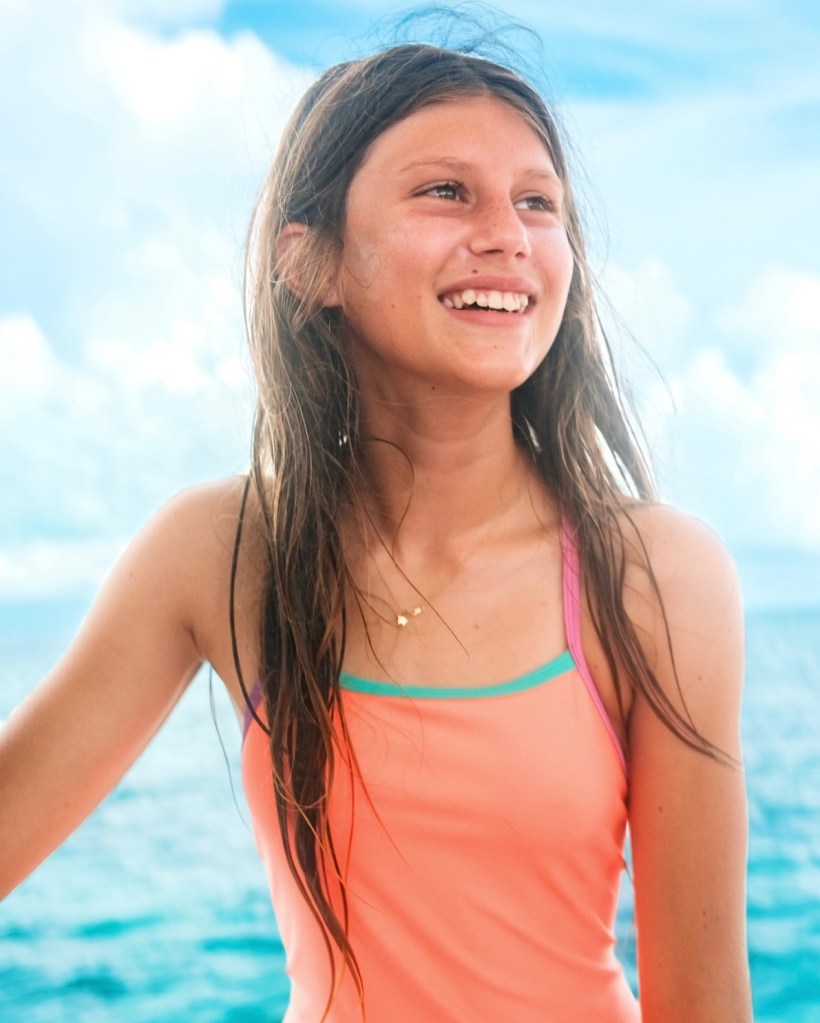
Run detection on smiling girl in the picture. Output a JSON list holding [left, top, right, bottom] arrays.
[[0, 38, 752, 1023]]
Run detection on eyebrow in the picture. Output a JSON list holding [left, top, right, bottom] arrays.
[[397, 157, 564, 190]]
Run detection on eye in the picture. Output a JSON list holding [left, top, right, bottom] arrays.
[[515, 194, 559, 213], [418, 181, 464, 201]]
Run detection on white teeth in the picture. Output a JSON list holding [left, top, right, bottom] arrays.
[[442, 288, 531, 313]]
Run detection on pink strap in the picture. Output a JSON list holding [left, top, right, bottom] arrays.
[[560, 520, 627, 776]]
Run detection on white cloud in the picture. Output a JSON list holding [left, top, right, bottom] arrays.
[[717, 268, 820, 352], [79, 18, 284, 131], [0, 537, 126, 600], [562, 58, 820, 555], [670, 344, 820, 547], [0, 315, 60, 403], [0, 3, 316, 596], [12, 0, 227, 28], [0, 301, 252, 521], [609, 264, 820, 549], [112, 0, 227, 24], [600, 257, 695, 371], [567, 68, 820, 314], [83, 246, 244, 397], [1, 0, 819, 604]]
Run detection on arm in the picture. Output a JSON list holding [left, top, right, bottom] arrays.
[[625, 507, 752, 1022], [0, 483, 237, 898]]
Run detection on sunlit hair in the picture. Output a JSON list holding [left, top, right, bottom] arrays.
[[239, 38, 722, 1020]]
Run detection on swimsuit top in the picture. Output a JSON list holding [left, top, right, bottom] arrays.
[[241, 525, 640, 1022]]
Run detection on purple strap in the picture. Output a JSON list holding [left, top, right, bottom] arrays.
[[241, 683, 264, 744]]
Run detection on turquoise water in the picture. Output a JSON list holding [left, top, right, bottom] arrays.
[[1, 605, 818, 1020]]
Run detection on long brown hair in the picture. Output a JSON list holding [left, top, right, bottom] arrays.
[[239, 39, 721, 1016]]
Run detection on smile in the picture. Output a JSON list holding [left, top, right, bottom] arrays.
[[440, 288, 530, 313]]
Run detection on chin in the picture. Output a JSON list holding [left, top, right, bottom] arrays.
[[460, 352, 545, 392], [444, 366, 538, 397]]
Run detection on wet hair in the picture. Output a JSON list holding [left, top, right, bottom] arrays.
[[238, 34, 722, 1020]]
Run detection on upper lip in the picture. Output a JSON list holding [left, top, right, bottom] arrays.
[[438, 276, 538, 301]]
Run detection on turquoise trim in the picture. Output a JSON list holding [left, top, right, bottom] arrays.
[[339, 649, 575, 699]]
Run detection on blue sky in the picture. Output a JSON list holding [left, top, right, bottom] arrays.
[[1, 0, 819, 605]]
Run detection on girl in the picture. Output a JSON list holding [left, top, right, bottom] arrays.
[[0, 41, 752, 1022]]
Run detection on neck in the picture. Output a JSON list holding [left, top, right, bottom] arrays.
[[350, 391, 552, 558]]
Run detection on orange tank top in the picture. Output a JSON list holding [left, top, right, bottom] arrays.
[[241, 525, 640, 1022]]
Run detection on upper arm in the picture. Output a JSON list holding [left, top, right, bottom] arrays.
[[625, 507, 752, 1021], [0, 481, 240, 898]]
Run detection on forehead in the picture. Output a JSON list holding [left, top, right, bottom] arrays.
[[355, 95, 558, 177]]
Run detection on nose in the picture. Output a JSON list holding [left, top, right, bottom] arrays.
[[467, 198, 532, 259]]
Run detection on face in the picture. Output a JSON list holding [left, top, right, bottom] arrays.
[[327, 95, 575, 402]]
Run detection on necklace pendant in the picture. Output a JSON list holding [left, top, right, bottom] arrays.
[[396, 606, 423, 628]]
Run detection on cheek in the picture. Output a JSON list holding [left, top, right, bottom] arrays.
[[341, 239, 382, 293], [547, 236, 575, 313], [554, 231, 575, 281]]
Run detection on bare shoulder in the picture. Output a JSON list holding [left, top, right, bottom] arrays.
[[119, 478, 241, 619], [135, 476, 266, 663], [620, 502, 741, 644], [627, 500, 735, 569], [142, 476, 252, 555], [142, 475, 262, 569], [620, 501, 744, 757]]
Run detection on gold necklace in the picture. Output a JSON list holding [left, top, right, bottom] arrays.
[[395, 605, 424, 628], [360, 566, 426, 630], [358, 471, 536, 632], [369, 526, 491, 631]]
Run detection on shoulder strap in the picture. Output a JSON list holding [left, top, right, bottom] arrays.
[[560, 519, 627, 775]]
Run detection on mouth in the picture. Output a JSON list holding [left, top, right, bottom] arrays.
[[439, 287, 532, 315]]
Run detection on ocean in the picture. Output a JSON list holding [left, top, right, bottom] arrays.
[[1, 602, 818, 1021]]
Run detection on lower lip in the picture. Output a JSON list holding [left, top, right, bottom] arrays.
[[439, 302, 532, 326]]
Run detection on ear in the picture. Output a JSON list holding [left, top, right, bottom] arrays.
[[274, 222, 309, 297], [274, 222, 342, 308]]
